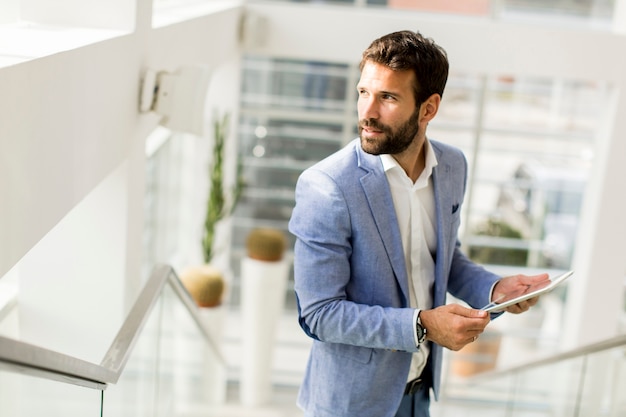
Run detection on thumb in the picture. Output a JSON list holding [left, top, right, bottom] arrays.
[[449, 304, 488, 318], [470, 308, 489, 319]]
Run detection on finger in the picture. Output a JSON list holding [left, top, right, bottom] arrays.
[[526, 296, 540, 307], [447, 304, 489, 319], [467, 332, 481, 344], [519, 273, 550, 286], [506, 300, 532, 314], [505, 305, 520, 314]]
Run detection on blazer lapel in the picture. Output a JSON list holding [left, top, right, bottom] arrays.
[[356, 146, 411, 306], [431, 148, 455, 306]]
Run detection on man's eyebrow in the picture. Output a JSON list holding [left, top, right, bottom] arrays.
[[356, 85, 405, 99], [380, 88, 404, 98]]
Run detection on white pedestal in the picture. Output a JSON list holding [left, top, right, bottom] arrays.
[[199, 306, 228, 404], [239, 257, 290, 406]]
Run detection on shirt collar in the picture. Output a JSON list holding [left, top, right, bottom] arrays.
[[380, 140, 439, 181]]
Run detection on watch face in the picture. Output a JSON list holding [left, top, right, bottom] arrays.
[[416, 323, 426, 344]]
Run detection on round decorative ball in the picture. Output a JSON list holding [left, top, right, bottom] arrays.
[[245, 228, 287, 262], [179, 264, 225, 308]]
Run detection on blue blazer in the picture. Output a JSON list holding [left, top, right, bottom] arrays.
[[289, 138, 500, 417]]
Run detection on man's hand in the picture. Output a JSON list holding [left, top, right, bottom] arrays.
[[420, 304, 490, 351], [492, 273, 549, 314]]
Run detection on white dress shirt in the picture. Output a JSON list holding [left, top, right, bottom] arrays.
[[381, 140, 438, 382]]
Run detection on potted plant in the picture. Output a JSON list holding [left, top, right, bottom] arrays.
[[181, 111, 244, 308]]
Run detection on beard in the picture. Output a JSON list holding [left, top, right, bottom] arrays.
[[359, 107, 421, 155]]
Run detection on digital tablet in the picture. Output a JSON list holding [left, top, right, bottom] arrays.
[[481, 270, 574, 313]]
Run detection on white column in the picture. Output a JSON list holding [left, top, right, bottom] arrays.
[[562, 83, 626, 349], [239, 257, 290, 406], [613, 0, 626, 34]]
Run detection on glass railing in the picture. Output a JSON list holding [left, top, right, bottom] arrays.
[[0, 265, 226, 417], [436, 334, 626, 416]]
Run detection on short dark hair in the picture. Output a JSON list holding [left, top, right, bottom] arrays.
[[359, 30, 449, 106]]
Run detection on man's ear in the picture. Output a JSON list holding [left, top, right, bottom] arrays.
[[420, 93, 441, 124]]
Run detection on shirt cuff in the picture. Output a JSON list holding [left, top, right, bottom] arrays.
[[413, 309, 421, 348], [489, 280, 499, 303]]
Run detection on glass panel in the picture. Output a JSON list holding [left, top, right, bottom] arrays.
[[469, 132, 589, 269], [483, 77, 602, 134], [0, 369, 102, 416], [463, 75, 603, 271], [0, 272, 225, 416], [577, 349, 626, 416], [510, 358, 584, 415], [438, 343, 626, 416], [103, 290, 162, 416], [443, 353, 517, 407], [436, 73, 483, 129], [241, 57, 350, 113], [159, 281, 226, 415], [231, 56, 353, 309], [104, 275, 225, 416], [240, 117, 344, 162]]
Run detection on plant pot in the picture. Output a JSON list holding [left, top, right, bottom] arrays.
[[179, 264, 225, 308], [245, 227, 287, 262]]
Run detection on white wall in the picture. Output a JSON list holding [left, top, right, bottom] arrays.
[[0, 1, 244, 356]]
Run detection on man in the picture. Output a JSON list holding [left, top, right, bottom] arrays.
[[288, 30, 548, 417]]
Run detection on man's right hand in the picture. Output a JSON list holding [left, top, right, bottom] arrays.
[[419, 304, 490, 351]]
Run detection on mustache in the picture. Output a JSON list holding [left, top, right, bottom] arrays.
[[359, 118, 387, 131]]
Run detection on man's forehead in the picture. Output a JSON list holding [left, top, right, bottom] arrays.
[[358, 61, 415, 90]]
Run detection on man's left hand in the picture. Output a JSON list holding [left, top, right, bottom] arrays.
[[492, 273, 549, 314]]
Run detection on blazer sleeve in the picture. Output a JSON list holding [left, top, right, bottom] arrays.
[[447, 243, 501, 309], [288, 166, 418, 353]]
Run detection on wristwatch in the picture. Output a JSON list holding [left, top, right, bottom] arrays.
[[416, 311, 427, 344]]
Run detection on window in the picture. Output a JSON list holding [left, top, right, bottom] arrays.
[[230, 57, 356, 308], [230, 57, 609, 310]]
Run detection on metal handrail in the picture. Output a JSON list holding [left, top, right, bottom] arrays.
[[0, 264, 225, 390], [471, 333, 626, 381]]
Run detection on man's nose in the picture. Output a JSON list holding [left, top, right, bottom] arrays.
[[359, 97, 379, 120]]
